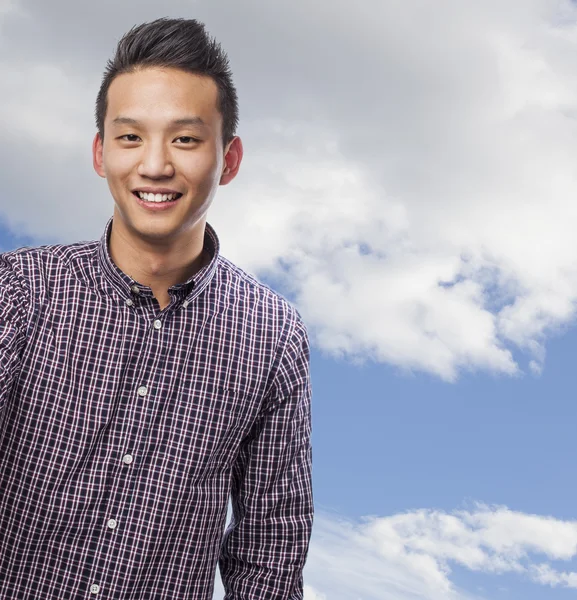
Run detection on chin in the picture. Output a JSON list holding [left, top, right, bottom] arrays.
[[125, 218, 176, 242]]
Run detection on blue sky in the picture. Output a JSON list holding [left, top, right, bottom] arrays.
[[3, 0, 577, 598], [304, 333, 577, 599], [310, 333, 577, 521]]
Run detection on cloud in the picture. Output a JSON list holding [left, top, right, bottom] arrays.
[[210, 502, 577, 599], [0, 0, 21, 17], [211, 120, 519, 381], [2, 1, 577, 379], [301, 504, 577, 599], [303, 585, 327, 600], [0, 63, 95, 148], [530, 562, 577, 587]]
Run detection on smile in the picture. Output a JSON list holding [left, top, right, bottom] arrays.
[[133, 191, 183, 203]]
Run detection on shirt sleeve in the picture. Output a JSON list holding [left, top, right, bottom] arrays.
[[219, 311, 314, 599], [0, 255, 29, 415]]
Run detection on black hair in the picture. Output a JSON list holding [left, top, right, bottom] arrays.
[[95, 18, 238, 144]]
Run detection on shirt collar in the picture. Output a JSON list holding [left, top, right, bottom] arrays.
[[97, 217, 220, 303]]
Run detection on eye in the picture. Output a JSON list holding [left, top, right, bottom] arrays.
[[120, 134, 141, 142], [174, 136, 200, 144]]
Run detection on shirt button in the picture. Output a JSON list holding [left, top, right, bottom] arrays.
[[90, 583, 100, 594], [153, 319, 162, 330], [137, 386, 148, 397], [122, 454, 133, 465], [125, 298, 134, 307], [182, 300, 190, 308], [130, 285, 140, 294], [107, 518, 117, 529]]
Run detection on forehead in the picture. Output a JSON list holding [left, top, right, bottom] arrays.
[[106, 67, 221, 129]]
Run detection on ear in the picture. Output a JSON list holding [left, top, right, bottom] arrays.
[[92, 132, 106, 178], [220, 136, 243, 186]]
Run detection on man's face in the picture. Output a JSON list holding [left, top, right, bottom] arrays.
[[93, 67, 238, 245]]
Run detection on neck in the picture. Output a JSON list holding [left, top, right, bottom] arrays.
[[109, 216, 208, 310]]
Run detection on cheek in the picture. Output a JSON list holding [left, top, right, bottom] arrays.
[[104, 153, 133, 182], [182, 153, 221, 187]]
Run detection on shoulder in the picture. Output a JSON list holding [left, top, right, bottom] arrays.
[[214, 255, 305, 332], [0, 239, 99, 292], [214, 257, 310, 400]]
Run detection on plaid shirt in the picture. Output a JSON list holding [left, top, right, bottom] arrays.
[[0, 219, 313, 599]]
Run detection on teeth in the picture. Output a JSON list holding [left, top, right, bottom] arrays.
[[137, 192, 179, 202]]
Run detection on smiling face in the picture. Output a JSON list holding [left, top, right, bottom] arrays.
[[93, 67, 241, 247]]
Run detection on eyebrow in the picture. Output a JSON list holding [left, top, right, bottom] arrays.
[[111, 116, 207, 128]]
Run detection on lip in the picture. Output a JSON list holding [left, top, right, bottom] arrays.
[[132, 189, 183, 212]]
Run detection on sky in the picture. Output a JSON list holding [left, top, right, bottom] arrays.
[[1, 0, 577, 598]]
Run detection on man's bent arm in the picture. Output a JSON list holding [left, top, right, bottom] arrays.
[[0, 255, 29, 417], [219, 313, 314, 599]]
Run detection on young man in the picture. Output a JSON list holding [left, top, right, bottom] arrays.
[[0, 18, 313, 600]]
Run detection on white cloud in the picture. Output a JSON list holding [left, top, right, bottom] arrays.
[[210, 502, 577, 599], [0, 63, 95, 148], [530, 562, 577, 587], [211, 121, 519, 381], [302, 504, 577, 599], [304, 585, 327, 600], [2, 1, 577, 379], [212, 0, 577, 380], [0, 0, 21, 16]]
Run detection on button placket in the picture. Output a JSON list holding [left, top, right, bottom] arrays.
[[114, 300, 166, 568], [88, 294, 155, 592]]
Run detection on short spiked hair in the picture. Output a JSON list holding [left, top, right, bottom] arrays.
[[95, 18, 239, 144]]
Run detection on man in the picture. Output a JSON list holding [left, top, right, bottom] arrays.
[[0, 18, 313, 599]]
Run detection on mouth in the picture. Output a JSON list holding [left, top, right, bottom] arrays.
[[132, 190, 184, 204]]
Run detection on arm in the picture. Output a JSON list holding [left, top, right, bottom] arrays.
[[219, 313, 314, 599], [0, 255, 29, 415]]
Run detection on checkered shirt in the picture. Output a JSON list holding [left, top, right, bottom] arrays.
[[0, 219, 313, 599]]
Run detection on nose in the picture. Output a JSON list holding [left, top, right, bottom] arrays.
[[137, 141, 175, 179]]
